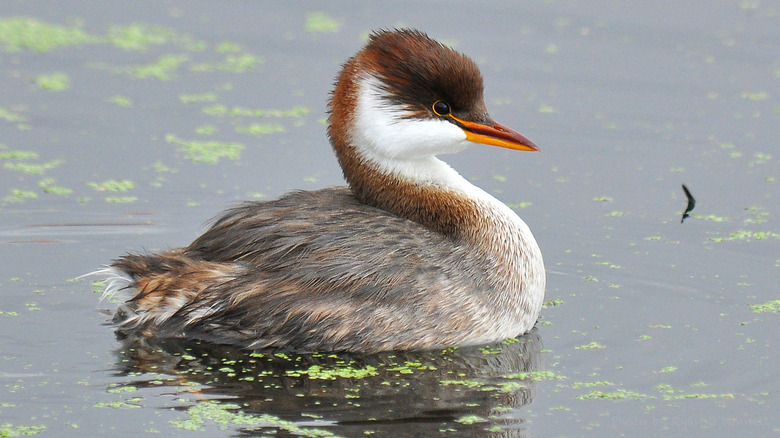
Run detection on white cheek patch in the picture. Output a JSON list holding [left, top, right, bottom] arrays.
[[353, 76, 469, 161], [350, 75, 515, 206]]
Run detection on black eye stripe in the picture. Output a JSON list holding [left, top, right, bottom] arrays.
[[432, 100, 451, 116]]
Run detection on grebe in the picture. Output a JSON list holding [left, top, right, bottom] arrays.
[[101, 29, 545, 352]]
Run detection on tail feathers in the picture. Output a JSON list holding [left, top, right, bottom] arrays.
[[80, 266, 135, 303], [111, 250, 191, 280], [100, 267, 135, 303], [92, 251, 244, 336]]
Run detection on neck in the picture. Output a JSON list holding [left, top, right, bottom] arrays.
[[339, 147, 485, 239]]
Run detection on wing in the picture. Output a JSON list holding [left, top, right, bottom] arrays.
[[117, 187, 499, 351], [186, 187, 471, 294]]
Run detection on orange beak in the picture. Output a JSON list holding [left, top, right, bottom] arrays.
[[452, 116, 539, 152]]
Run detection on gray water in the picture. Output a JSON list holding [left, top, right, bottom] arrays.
[[1, 1, 778, 437]]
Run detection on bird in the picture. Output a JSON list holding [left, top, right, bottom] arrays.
[[99, 29, 545, 353]]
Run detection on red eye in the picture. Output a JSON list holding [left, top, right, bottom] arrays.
[[432, 100, 451, 116]]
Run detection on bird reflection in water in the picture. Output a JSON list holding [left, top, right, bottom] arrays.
[[109, 331, 544, 436]]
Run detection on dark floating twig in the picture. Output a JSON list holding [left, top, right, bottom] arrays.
[[681, 184, 695, 223]]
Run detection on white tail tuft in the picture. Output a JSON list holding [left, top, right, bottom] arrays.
[[79, 266, 134, 303]]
